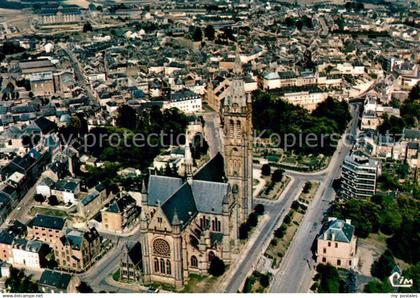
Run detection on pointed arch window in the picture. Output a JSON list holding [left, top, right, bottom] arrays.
[[191, 256, 198, 268], [236, 120, 242, 139], [229, 120, 234, 138], [166, 260, 171, 275], [160, 258, 166, 274], [154, 258, 159, 272]]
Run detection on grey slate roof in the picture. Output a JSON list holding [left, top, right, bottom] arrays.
[[318, 219, 354, 243], [29, 214, 66, 230], [39, 270, 72, 290], [147, 175, 183, 206], [161, 183, 197, 227], [191, 180, 228, 214]]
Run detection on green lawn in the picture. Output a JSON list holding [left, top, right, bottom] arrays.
[[30, 206, 68, 218]]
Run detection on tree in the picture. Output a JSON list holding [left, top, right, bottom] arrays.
[[83, 22, 93, 33], [371, 250, 396, 280], [387, 218, 420, 264], [192, 27, 203, 42], [261, 164, 271, 176], [317, 264, 340, 293], [260, 273, 270, 288], [204, 25, 215, 40], [117, 105, 137, 130], [247, 212, 258, 227], [208, 256, 225, 276], [274, 227, 285, 238], [379, 209, 402, 235], [363, 279, 392, 293], [239, 223, 249, 240], [48, 195, 59, 206], [77, 281, 94, 293], [254, 204, 265, 216], [303, 182, 312, 193], [5, 267, 38, 293], [271, 169, 284, 183], [34, 194, 45, 204]]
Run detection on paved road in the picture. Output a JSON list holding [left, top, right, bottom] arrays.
[[224, 174, 306, 292], [270, 103, 360, 293], [1, 179, 38, 229], [59, 43, 97, 104], [203, 112, 223, 158]]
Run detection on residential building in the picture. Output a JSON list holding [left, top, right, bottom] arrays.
[[39, 270, 79, 293], [50, 178, 81, 204], [101, 195, 140, 232], [316, 218, 358, 269], [54, 227, 101, 272], [340, 151, 381, 199], [163, 89, 202, 114], [27, 214, 67, 246], [11, 239, 50, 269]]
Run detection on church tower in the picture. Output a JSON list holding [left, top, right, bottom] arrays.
[[222, 46, 253, 224]]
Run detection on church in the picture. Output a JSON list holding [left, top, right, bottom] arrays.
[[138, 49, 253, 289]]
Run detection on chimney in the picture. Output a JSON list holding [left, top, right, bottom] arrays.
[[345, 219, 352, 225], [332, 233, 336, 241]]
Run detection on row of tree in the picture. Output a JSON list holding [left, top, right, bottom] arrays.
[[253, 91, 351, 155]]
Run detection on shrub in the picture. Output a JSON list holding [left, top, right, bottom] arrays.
[[277, 252, 283, 258], [284, 214, 292, 224], [271, 238, 278, 246]]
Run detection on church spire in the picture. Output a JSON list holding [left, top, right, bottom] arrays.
[[233, 45, 242, 76], [185, 137, 193, 184]]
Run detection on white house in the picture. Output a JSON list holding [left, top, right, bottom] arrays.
[[50, 178, 81, 204], [12, 239, 49, 269], [163, 89, 202, 114], [36, 176, 56, 198]]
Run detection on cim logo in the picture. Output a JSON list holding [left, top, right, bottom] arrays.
[[389, 271, 413, 288]]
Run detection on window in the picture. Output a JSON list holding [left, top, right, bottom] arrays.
[[337, 259, 341, 266], [160, 258, 165, 274], [323, 248, 326, 254], [335, 243, 338, 248], [166, 260, 171, 275], [322, 257, 326, 263], [328, 242, 331, 247], [158, 217, 162, 223], [153, 239, 170, 256], [191, 256, 198, 268], [154, 258, 159, 272], [349, 260, 352, 266]]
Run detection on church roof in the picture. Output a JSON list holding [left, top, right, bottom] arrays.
[[148, 154, 230, 229], [161, 183, 197, 227], [147, 175, 183, 206], [191, 180, 228, 214], [193, 152, 226, 183]]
